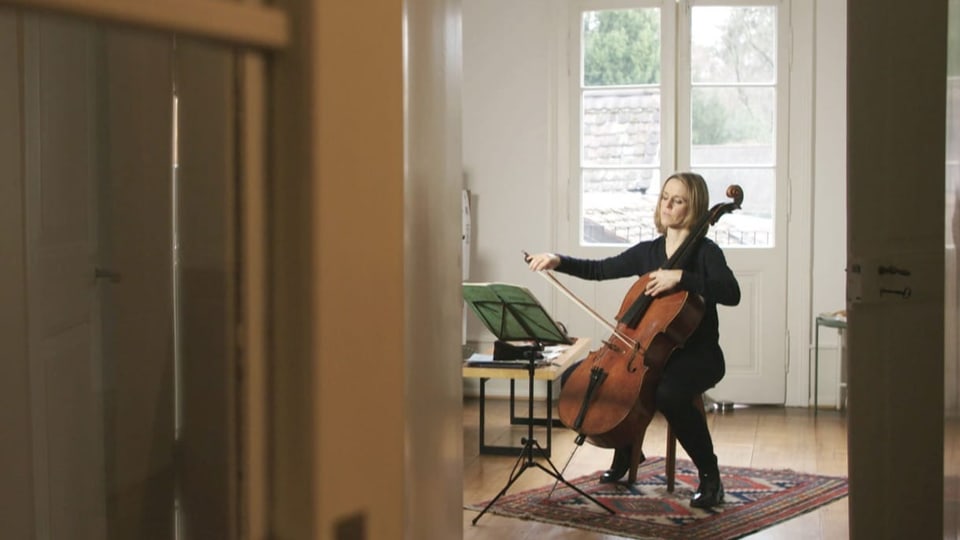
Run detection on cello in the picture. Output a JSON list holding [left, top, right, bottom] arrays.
[[542, 184, 743, 482]]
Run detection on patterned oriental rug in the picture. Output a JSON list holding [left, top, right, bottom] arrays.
[[466, 457, 848, 540]]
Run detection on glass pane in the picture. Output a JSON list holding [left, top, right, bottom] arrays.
[[581, 168, 661, 245], [5, 12, 242, 537], [695, 167, 775, 247], [583, 8, 660, 87], [583, 89, 661, 166], [691, 6, 776, 84], [692, 86, 775, 165], [175, 37, 239, 538]]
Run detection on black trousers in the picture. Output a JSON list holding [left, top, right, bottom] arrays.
[[656, 348, 723, 476], [561, 345, 724, 476]]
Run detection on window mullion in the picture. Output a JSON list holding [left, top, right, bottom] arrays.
[[673, 0, 691, 172]]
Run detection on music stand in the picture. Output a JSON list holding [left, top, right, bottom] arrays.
[[462, 283, 615, 524]]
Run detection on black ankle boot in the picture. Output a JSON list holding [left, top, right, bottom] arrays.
[[599, 446, 631, 483], [690, 471, 724, 508]]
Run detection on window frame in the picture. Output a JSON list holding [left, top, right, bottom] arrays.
[[567, 0, 787, 251], [678, 0, 785, 249], [569, 0, 677, 250]]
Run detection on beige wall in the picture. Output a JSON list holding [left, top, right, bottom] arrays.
[[268, 0, 316, 537], [311, 0, 407, 532], [273, 1, 465, 536], [273, 0, 466, 536]]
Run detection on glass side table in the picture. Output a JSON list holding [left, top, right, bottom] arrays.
[[813, 313, 847, 414]]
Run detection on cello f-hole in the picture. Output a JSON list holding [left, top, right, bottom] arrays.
[[626, 350, 644, 372]]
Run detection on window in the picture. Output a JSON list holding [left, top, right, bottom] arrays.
[[575, 1, 779, 247]]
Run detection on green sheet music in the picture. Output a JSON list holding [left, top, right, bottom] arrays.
[[462, 282, 571, 344]]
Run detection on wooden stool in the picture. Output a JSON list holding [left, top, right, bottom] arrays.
[[664, 394, 708, 493]]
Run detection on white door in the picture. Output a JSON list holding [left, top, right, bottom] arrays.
[[679, 1, 788, 404], [23, 18, 178, 538], [558, 0, 788, 403], [23, 15, 107, 538]]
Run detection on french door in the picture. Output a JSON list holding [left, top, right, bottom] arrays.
[[557, 0, 789, 403]]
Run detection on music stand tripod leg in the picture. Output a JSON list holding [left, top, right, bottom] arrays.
[[528, 442, 614, 514], [471, 356, 614, 525]]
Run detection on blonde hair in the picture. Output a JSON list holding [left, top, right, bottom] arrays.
[[653, 172, 710, 234]]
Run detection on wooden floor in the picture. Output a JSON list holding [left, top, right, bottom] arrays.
[[463, 396, 849, 539]]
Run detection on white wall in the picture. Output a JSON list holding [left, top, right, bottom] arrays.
[[809, 0, 848, 408], [462, 0, 563, 397], [462, 0, 849, 405], [404, 0, 466, 537], [462, 0, 559, 294]]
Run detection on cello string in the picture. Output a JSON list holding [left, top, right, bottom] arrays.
[[535, 270, 638, 350]]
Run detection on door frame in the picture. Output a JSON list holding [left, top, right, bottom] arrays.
[[0, 0, 287, 48]]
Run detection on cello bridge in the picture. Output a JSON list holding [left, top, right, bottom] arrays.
[[602, 340, 623, 354]]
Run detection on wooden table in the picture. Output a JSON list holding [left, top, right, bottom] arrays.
[[462, 337, 591, 457]]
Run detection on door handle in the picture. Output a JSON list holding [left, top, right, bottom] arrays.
[[95, 267, 122, 283], [848, 258, 915, 303], [879, 287, 912, 299]]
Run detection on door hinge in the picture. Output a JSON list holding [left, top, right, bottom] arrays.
[[784, 329, 790, 373], [786, 11, 793, 72], [785, 175, 792, 224]]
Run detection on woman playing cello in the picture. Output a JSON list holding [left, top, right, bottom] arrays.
[[526, 172, 740, 509]]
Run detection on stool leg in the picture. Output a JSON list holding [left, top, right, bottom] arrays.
[[665, 423, 676, 493], [627, 442, 646, 484]]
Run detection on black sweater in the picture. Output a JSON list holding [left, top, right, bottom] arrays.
[[556, 236, 740, 361]]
